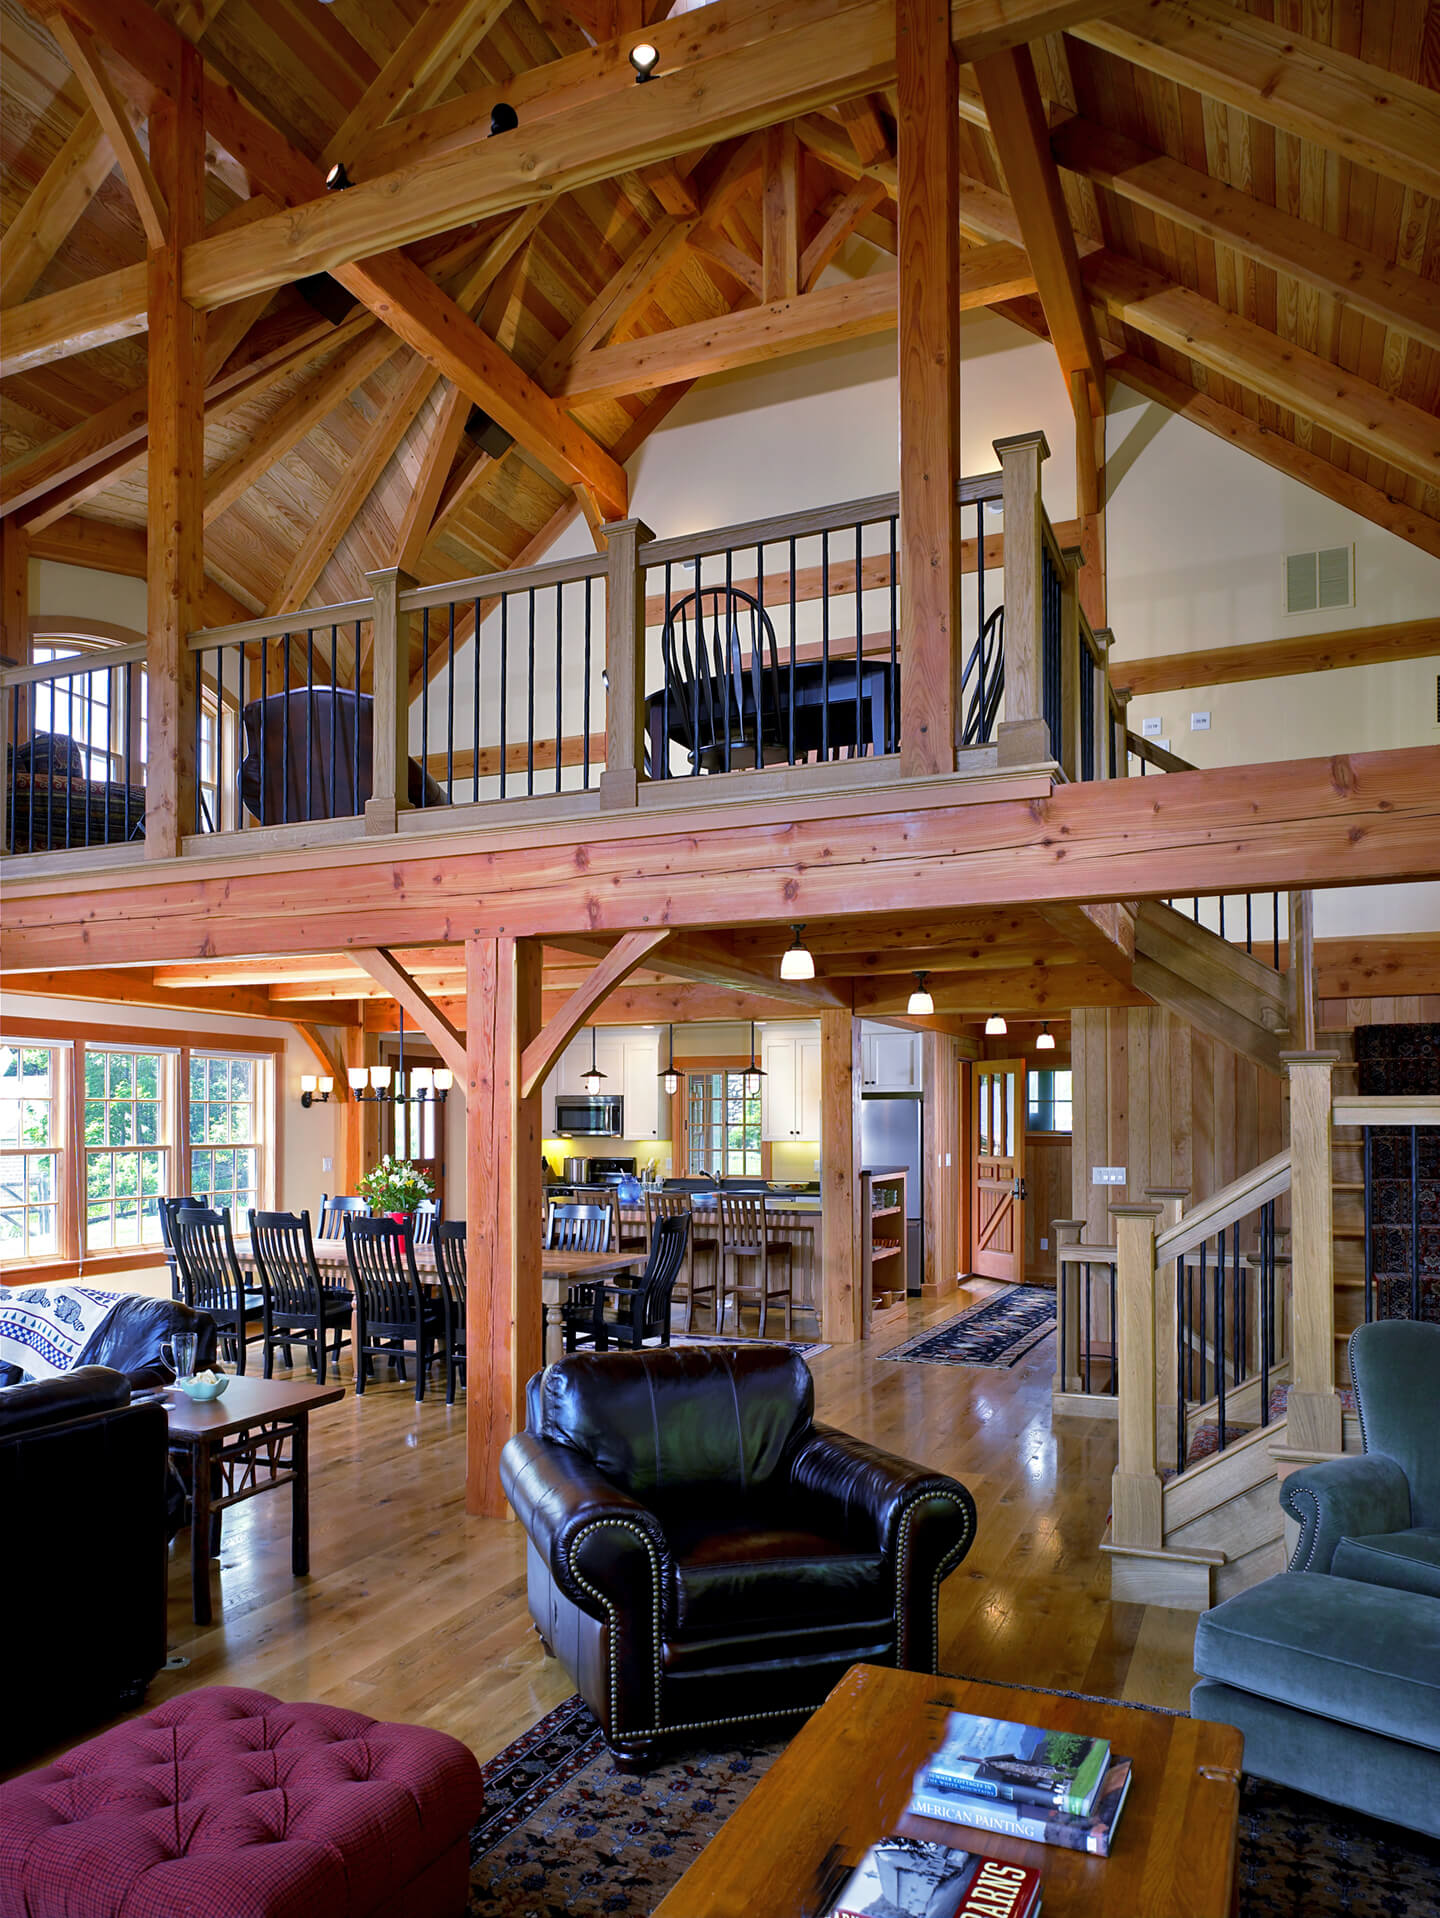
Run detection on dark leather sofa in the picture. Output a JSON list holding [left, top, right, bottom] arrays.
[[0, 1291, 216, 1390], [500, 1344, 977, 1764], [0, 1367, 169, 1766]]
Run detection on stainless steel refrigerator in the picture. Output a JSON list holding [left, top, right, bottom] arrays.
[[860, 1094, 924, 1293]]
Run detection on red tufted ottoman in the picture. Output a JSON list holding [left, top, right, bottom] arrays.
[[0, 1686, 484, 1918]]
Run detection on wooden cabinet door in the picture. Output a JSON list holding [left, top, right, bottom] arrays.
[[971, 1059, 1026, 1282]]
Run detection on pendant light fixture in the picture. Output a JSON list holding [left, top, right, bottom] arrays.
[[743, 1020, 766, 1098], [906, 971, 934, 1016], [985, 1013, 1008, 1036], [1036, 1021, 1056, 1051], [581, 1026, 607, 1093], [780, 923, 814, 981], [660, 1023, 680, 1096]]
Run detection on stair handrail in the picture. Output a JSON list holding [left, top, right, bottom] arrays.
[[1333, 1093, 1440, 1128], [1158, 1150, 1292, 1265]]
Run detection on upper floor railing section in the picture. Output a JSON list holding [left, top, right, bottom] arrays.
[[1, 431, 1120, 866]]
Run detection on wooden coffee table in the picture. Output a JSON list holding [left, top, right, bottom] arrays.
[[158, 1375, 345, 1626], [653, 1665, 1242, 1917]]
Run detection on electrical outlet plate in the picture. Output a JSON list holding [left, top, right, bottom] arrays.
[[1040, 1236, 1049, 1250], [1141, 715, 1163, 738], [1190, 711, 1211, 731], [1092, 1166, 1126, 1185]]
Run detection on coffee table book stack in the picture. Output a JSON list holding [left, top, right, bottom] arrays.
[[905, 1712, 1132, 1858], [827, 1839, 1042, 1918]]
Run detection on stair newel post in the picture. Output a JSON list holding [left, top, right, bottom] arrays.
[[1282, 1051, 1343, 1454], [1288, 890, 1317, 1049], [598, 517, 654, 810], [1112, 685, 1131, 778], [1147, 1187, 1189, 1477], [993, 430, 1050, 768], [363, 565, 417, 836], [1060, 544, 1082, 780], [1053, 1219, 1085, 1393], [1093, 628, 1113, 779], [1110, 1203, 1165, 1550]]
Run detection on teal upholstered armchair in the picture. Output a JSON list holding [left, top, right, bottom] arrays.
[[1281, 1320, 1440, 1598]]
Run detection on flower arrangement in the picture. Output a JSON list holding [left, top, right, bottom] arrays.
[[356, 1155, 435, 1216]]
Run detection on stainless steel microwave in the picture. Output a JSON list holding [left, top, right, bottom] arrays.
[[553, 1094, 624, 1137]]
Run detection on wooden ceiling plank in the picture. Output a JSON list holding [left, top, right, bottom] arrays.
[[1054, 116, 1440, 358], [801, 174, 888, 290], [324, 0, 513, 165], [1090, 256, 1440, 493], [0, 109, 114, 306], [519, 928, 671, 1097], [393, 382, 473, 573], [1072, 0, 1440, 203], [48, 14, 168, 249], [975, 45, 1105, 414], [347, 947, 467, 1079]]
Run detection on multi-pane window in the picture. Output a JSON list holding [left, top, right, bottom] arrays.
[[0, 1045, 62, 1261], [189, 1055, 261, 1215], [84, 1049, 170, 1249], [1027, 1068, 1073, 1134], [686, 1071, 763, 1178], [31, 645, 114, 779]]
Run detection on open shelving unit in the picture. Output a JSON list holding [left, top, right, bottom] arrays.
[[861, 1167, 909, 1324]]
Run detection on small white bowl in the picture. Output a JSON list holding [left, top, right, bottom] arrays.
[[179, 1374, 229, 1401]]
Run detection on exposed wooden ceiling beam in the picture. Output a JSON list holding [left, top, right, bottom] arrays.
[[392, 382, 472, 574], [347, 947, 467, 1078], [0, 109, 113, 305], [519, 929, 671, 1097], [325, 0, 512, 163], [1072, 0, 1440, 203], [0, 260, 146, 376], [801, 175, 888, 291], [1111, 617, 1440, 701], [854, 962, 1148, 1014], [0, 964, 356, 1025], [975, 45, 1104, 414], [1088, 255, 1440, 494], [761, 123, 800, 303], [947, 0, 1131, 61], [656, 933, 849, 1009], [47, 13, 167, 248], [25, 515, 259, 621]]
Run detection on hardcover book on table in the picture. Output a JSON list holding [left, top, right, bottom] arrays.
[[918, 1712, 1111, 1819], [907, 1754, 1133, 1857], [826, 1835, 1041, 1918]]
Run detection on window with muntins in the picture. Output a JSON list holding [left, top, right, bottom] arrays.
[[0, 1044, 63, 1261], [1027, 1068, 1073, 1134], [686, 1070, 762, 1177], [84, 1048, 171, 1249], [189, 1054, 262, 1215]]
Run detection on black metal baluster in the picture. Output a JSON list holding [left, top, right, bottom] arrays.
[[1259, 1201, 1272, 1424], [1245, 893, 1253, 957], [821, 530, 830, 761], [499, 594, 509, 799], [1083, 1261, 1092, 1394], [446, 601, 456, 801], [1177, 1260, 1187, 1475], [689, 565, 700, 780], [471, 598, 481, 802], [281, 635, 291, 824], [1411, 1126, 1421, 1322], [123, 663, 134, 843], [352, 624, 362, 814], [888, 515, 898, 752], [259, 637, 269, 828], [1215, 1232, 1226, 1452], [582, 580, 592, 790], [305, 627, 315, 823], [789, 536, 798, 765], [854, 521, 864, 755], [1199, 1241, 1208, 1403], [1363, 1125, 1374, 1322], [1233, 1219, 1243, 1385], [1219, 895, 1226, 942], [1108, 1261, 1117, 1394], [420, 607, 430, 809], [554, 581, 564, 795], [1273, 894, 1280, 970], [723, 544, 734, 771], [526, 587, 536, 797], [660, 559, 672, 781]]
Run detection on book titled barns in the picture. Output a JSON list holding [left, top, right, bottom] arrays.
[[827, 1836, 1042, 1918]]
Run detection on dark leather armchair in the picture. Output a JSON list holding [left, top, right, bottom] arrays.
[[500, 1344, 977, 1765], [0, 1367, 169, 1765]]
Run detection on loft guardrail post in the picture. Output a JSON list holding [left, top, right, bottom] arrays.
[[599, 518, 653, 809], [1093, 628, 1114, 779], [364, 566, 416, 836], [993, 430, 1050, 769], [1053, 1220, 1085, 1392], [1283, 1051, 1343, 1454], [1110, 1202, 1165, 1550], [1147, 1186, 1189, 1474], [1288, 889, 1316, 1048], [1060, 543, 1082, 780], [1112, 684, 1131, 777]]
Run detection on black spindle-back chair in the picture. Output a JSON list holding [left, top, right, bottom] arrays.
[[412, 1198, 439, 1246], [660, 586, 784, 773], [160, 1193, 208, 1300], [170, 1205, 264, 1372], [343, 1215, 447, 1401], [248, 1208, 353, 1383], [568, 1211, 691, 1353], [317, 1193, 369, 1240], [433, 1219, 467, 1403]]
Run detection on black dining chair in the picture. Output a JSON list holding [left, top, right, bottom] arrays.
[[170, 1204, 264, 1373], [432, 1219, 467, 1404], [658, 585, 784, 774], [547, 1201, 616, 1355], [247, 1208, 353, 1383], [159, 1193, 208, 1300], [565, 1212, 691, 1353], [317, 1193, 369, 1241], [343, 1215, 448, 1402], [412, 1198, 439, 1247]]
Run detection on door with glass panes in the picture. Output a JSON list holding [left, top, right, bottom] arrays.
[[971, 1059, 1026, 1282]]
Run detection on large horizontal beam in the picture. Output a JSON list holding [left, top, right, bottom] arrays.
[[0, 965, 356, 1025], [5, 749, 1437, 968], [1112, 617, 1440, 700], [854, 962, 1149, 1014]]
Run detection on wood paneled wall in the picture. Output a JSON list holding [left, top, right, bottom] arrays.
[[924, 1033, 964, 1296], [1070, 1007, 1287, 1238], [1025, 1133, 1072, 1280]]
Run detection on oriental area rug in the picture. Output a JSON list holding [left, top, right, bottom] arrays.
[[877, 1285, 1056, 1369], [467, 1692, 1440, 1918]]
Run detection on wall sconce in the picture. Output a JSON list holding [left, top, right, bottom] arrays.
[[629, 42, 659, 81], [300, 1075, 334, 1108]]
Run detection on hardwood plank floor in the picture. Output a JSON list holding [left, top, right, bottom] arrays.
[[20, 1284, 1200, 1778]]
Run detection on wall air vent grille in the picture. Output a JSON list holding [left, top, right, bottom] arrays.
[[1284, 546, 1353, 615]]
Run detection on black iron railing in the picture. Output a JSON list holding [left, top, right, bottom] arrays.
[[1363, 1124, 1439, 1324], [1175, 1201, 1281, 1473], [1058, 1256, 1118, 1395], [3, 645, 147, 853]]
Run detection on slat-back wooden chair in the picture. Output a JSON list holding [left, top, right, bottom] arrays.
[[342, 1215, 447, 1402], [432, 1219, 467, 1404], [317, 1193, 369, 1241], [644, 1190, 716, 1333], [546, 1201, 616, 1351], [569, 1212, 692, 1353], [717, 1193, 794, 1340], [247, 1208, 352, 1383], [170, 1204, 264, 1373], [412, 1199, 439, 1246]]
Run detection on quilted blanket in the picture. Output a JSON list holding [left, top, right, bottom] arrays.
[[0, 1285, 119, 1381]]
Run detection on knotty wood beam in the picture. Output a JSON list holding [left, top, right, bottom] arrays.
[[1107, 352, 1440, 563], [393, 383, 472, 574], [1089, 256, 1440, 493], [946, 0, 1130, 61], [325, 0, 511, 163], [835, 94, 891, 166], [896, 0, 960, 777], [49, 14, 167, 248], [0, 261, 147, 377], [855, 961, 1147, 1014], [0, 110, 113, 305], [975, 45, 1104, 416], [1072, 0, 1440, 204], [348, 947, 467, 1080], [801, 175, 887, 291], [0, 964, 355, 1025], [656, 932, 848, 1009], [143, 35, 203, 861], [518, 929, 670, 1097], [761, 123, 800, 302], [1112, 617, 1440, 700], [1035, 901, 1135, 987]]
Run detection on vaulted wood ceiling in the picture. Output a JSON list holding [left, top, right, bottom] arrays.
[[2, 0, 1437, 632]]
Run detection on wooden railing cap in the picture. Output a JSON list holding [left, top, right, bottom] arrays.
[[1110, 1202, 1164, 1216], [1279, 1050, 1343, 1067], [1145, 1186, 1190, 1197], [993, 428, 1051, 462]]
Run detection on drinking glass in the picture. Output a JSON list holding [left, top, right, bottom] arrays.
[[163, 1331, 199, 1380]]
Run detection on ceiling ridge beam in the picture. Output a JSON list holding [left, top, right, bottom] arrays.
[[325, 0, 512, 164], [519, 929, 671, 1097]]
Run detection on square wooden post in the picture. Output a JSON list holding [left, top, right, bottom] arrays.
[[1052, 1219, 1085, 1393], [1283, 1051, 1343, 1455], [820, 1008, 863, 1343], [466, 933, 545, 1518], [599, 517, 653, 808], [897, 0, 960, 778], [1060, 544, 1082, 781], [993, 430, 1050, 768], [1093, 628, 1113, 778], [1288, 890, 1317, 1050], [144, 40, 204, 860], [1146, 1186, 1189, 1472], [1110, 1203, 1163, 1549], [364, 566, 416, 836]]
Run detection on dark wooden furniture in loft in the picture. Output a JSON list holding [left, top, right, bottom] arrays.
[[647, 653, 900, 776], [4, 731, 147, 853], [237, 689, 449, 825]]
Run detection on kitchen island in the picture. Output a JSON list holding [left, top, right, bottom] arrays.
[[616, 1192, 823, 1334]]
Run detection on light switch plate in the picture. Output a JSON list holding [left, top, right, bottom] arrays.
[[1155, 738, 1171, 753], [1040, 1236, 1049, 1251], [322, 1156, 333, 1172], [1092, 1165, 1126, 1185], [1141, 715, 1163, 738], [1190, 711, 1211, 731]]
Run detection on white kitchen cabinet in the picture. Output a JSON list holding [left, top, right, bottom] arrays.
[[861, 1024, 922, 1093], [542, 1028, 658, 1138], [761, 1025, 821, 1141], [620, 1029, 662, 1139]]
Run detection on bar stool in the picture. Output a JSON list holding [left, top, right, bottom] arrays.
[[717, 1193, 794, 1340], [645, 1189, 716, 1333]]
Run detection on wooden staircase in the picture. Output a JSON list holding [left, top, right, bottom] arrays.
[[1132, 899, 1290, 1074]]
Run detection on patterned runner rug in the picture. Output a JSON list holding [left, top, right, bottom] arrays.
[[468, 1690, 1440, 1917], [877, 1285, 1056, 1369]]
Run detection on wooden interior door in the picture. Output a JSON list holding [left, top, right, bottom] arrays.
[[971, 1059, 1026, 1282]]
